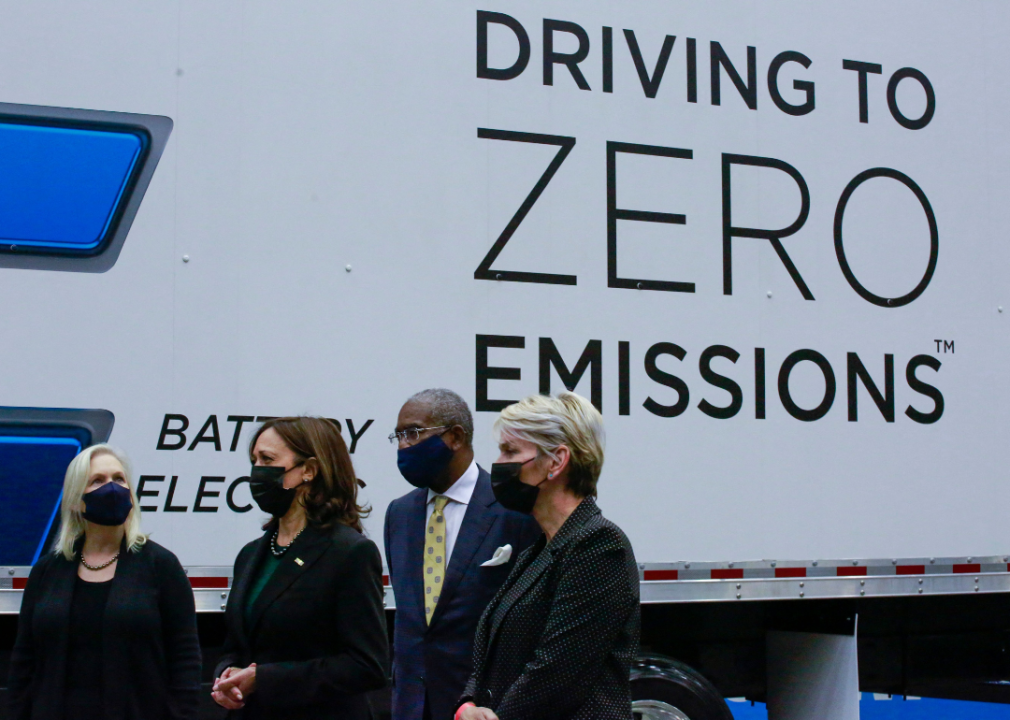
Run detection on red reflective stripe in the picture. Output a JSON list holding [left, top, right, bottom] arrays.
[[13, 578, 27, 589], [837, 567, 867, 577], [711, 569, 744, 580], [896, 565, 925, 575], [775, 567, 806, 578], [189, 577, 229, 589], [383, 575, 390, 587], [643, 570, 679, 581], [953, 564, 981, 574]]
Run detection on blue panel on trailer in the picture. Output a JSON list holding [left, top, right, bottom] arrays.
[[728, 696, 1010, 719], [0, 435, 81, 566], [0, 123, 144, 251]]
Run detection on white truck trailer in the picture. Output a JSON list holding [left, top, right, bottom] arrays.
[[0, 3, 1008, 719]]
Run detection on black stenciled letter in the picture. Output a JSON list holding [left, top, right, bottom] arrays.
[[618, 341, 630, 415], [163, 476, 188, 512], [905, 355, 943, 424], [602, 27, 613, 93], [539, 338, 602, 410], [624, 30, 676, 98], [157, 414, 188, 450], [194, 477, 225, 513], [476, 128, 577, 285], [834, 168, 938, 308], [847, 353, 895, 422], [711, 42, 757, 109], [723, 154, 812, 299], [226, 477, 253, 513], [345, 419, 373, 454], [778, 349, 836, 422], [137, 475, 164, 512], [476, 334, 525, 411], [698, 345, 742, 419], [226, 415, 254, 452], [768, 51, 815, 116], [608, 141, 694, 293], [477, 11, 530, 81], [188, 415, 221, 451], [643, 342, 690, 418], [842, 60, 882, 123], [887, 67, 935, 130], [543, 19, 591, 90]]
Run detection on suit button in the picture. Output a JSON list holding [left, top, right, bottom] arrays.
[[419, 676, 425, 683]]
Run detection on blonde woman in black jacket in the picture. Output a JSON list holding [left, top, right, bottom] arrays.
[[8, 444, 200, 720], [457, 392, 640, 720]]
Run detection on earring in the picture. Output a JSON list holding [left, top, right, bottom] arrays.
[[548, 473, 554, 478]]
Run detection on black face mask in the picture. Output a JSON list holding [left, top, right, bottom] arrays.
[[249, 463, 304, 517], [82, 481, 133, 526], [490, 458, 543, 515]]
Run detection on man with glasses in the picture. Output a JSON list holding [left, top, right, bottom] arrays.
[[383, 388, 540, 720]]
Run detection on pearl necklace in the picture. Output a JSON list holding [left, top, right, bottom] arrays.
[[271, 526, 305, 557], [80, 552, 120, 571]]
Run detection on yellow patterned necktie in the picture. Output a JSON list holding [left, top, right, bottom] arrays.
[[423, 495, 449, 624]]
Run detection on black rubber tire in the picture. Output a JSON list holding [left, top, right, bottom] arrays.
[[631, 656, 734, 720]]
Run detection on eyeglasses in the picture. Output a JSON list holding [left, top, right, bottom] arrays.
[[388, 426, 449, 445]]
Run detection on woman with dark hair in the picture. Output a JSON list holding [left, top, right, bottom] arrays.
[[212, 417, 388, 719]]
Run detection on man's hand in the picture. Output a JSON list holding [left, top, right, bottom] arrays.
[[460, 705, 499, 720], [212, 663, 257, 710]]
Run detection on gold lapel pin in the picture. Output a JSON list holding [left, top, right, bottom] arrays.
[[294, 558, 304, 566]]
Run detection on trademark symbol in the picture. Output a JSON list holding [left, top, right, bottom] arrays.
[[933, 339, 954, 354]]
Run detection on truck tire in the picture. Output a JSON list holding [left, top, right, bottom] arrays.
[[631, 656, 734, 720]]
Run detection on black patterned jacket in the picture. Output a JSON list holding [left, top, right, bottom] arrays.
[[459, 497, 640, 720]]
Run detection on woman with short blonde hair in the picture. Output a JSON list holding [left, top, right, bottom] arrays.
[[458, 392, 640, 720], [8, 444, 200, 720]]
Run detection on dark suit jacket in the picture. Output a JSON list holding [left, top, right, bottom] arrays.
[[7, 538, 201, 720], [215, 522, 388, 720], [460, 497, 640, 720], [384, 468, 541, 720]]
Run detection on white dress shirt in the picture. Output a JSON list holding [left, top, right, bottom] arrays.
[[426, 460, 479, 565]]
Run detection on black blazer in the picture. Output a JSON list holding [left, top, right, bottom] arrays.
[[460, 497, 640, 720], [215, 523, 388, 720], [7, 538, 201, 720]]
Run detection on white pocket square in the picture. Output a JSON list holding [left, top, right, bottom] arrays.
[[481, 544, 512, 567]]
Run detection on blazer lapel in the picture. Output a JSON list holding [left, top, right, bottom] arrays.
[[247, 526, 330, 633], [42, 550, 78, 717], [428, 471, 498, 627], [486, 539, 553, 650], [395, 488, 429, 615], [230, 533, 270, 645]]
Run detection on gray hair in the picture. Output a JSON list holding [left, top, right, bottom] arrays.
[[407, 388, 474, 446], [494, 392, 605, 498]]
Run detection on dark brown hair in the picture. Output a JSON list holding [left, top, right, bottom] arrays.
[[249, 416, 369, 532]]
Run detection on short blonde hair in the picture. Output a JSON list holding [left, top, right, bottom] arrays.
[[56, 444, 147, 560], [494, 392, 605, 497]]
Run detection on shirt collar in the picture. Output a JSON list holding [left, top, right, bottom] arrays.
[[427, 459, 479, 507]]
